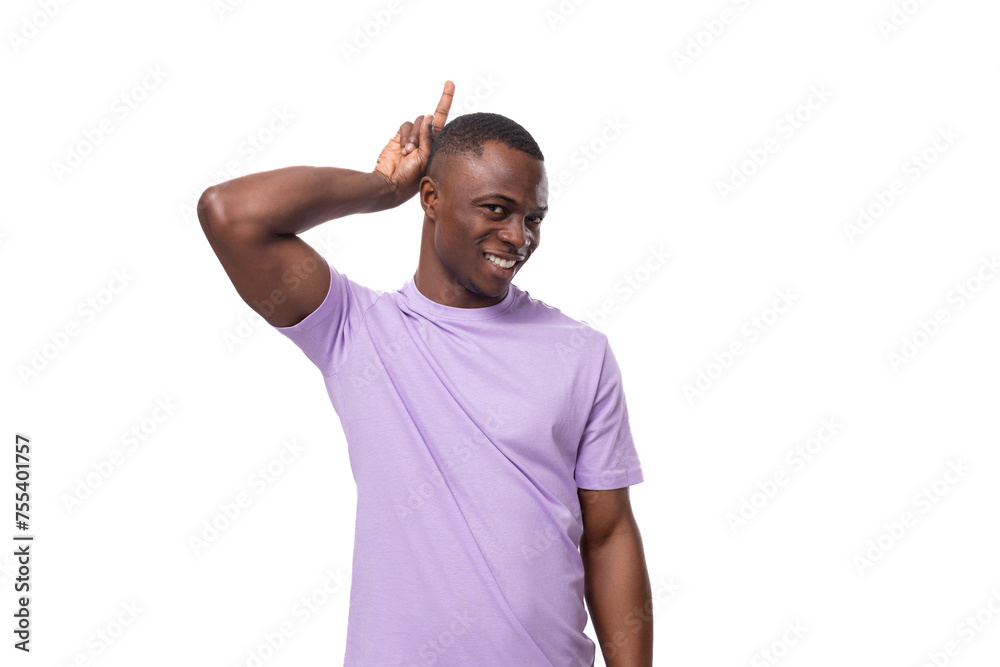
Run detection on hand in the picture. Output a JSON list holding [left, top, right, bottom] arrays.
[[373, 80, 455, 207]]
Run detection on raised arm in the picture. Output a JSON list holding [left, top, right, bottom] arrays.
[[197, 80, 455, 327]]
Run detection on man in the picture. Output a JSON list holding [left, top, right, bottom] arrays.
[[198, 80, 652, 666]]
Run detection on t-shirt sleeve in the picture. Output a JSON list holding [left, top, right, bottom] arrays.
[[270, 256, 382, 377], [574, 336, 645, 490]]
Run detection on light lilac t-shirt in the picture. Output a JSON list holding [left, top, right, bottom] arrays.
[[271, 258, 644, 666]]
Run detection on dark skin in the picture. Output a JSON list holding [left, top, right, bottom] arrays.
[[579, 486, 654, 665], [414, 142, 547, 308], [197, 80, 651, 665]]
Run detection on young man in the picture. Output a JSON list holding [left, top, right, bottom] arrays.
[[198, 81, 652, 666]]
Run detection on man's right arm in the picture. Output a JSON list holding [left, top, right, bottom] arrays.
[[197, 167, 396, 328], [197, 79, 454, 329]]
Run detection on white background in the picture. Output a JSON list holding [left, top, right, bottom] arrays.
[[4, 0, 1000, 665]]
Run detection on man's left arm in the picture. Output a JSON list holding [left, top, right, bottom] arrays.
[[579, 486, 653, 666]]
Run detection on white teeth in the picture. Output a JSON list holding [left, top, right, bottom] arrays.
[[486, 253, 516, 269]]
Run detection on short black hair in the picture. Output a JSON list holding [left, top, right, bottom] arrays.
[[426, 112, 544, 176]]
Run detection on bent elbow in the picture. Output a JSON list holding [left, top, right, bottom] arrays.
[[197, 186, 228, 230]]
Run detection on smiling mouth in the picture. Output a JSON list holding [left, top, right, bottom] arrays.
[[484, 252, 519, 269]]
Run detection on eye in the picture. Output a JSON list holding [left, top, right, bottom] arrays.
[[484, 204, 505, 215], [529, 216, 544, 225]]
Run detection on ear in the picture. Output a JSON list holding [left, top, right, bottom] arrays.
[[419, 175, 438, 221]]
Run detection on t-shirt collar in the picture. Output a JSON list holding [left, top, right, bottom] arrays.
[[400, 276, 517, 320]]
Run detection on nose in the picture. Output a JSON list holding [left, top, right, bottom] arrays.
[[497, 216, 535, 250]]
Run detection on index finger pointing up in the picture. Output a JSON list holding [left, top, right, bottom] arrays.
[[432, 80, 455, 138]]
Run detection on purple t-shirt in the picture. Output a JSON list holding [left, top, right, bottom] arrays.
[[271, 258, 644, 666]]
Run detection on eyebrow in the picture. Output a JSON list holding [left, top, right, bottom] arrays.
[[474, 192, 548, 213]]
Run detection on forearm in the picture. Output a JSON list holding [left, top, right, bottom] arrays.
[[581, 529, 653, 666], [198, 166, 396, 236]]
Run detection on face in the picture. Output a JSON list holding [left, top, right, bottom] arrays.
[[416, 140, 548, 308]]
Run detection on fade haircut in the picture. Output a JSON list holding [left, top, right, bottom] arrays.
[[426, 112, 544, 177]]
